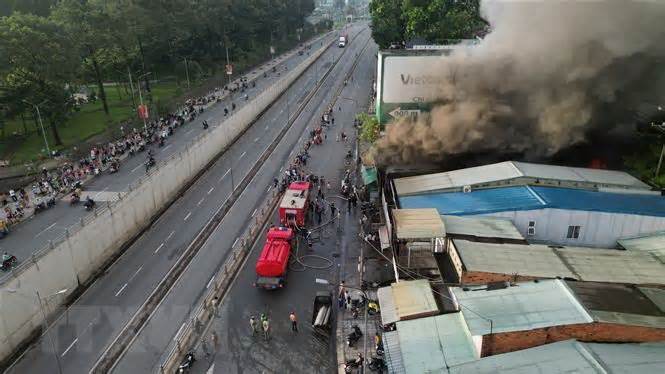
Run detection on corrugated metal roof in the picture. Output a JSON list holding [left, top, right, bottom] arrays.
[[441, 215, 524, 240], [453, 239, 665, 285], [399, 186, 665, 217], [392, 279, 439, 320], [394, 161, 521, 196], [397, 313, 478, 372], [453, 240, 577, 279], [451, 279, 593, 336], [558, 246, 665, 285], [393, 209, 446, 239], [382, 331, 406, 374], [393, 161, 650, 197], [378, 286, 399, 325], [584, 341, 665, 373], [532, 186, 665, 217], [565, 281, 665, 329], [512, 161, 650, 189], [449, 339, 665, 374], [399, 186, 546, 215], [618, 231, 665, 262]]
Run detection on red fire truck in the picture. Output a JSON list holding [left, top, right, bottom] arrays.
[[254, 227, 294, 289], [278, 181, 311, 227]]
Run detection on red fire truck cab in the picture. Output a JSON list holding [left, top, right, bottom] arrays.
[[254, 227, 294, 289], [278, 181, 311, 227]]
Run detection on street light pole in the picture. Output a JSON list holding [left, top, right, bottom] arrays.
[[35, 289, 66, 374], [136, 72, 152, 133], [23, 100, 51, 157], [184, 57, 191, 89], [34, 105, 51, 157]]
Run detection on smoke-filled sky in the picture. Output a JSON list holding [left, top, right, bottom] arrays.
[[374, 0, 665, 165]]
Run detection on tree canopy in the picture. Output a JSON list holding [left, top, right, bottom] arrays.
[[0, 0, 317, 147], [369, 0, 487, 48]]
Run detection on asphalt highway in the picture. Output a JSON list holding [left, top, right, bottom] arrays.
[[111, 26, 377, 374], [3, 27, 364, 374], [187, 36, 378, 374], [0, 31, 331, 267]]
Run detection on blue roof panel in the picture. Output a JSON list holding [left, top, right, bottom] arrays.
[[399, 186, 546, 216], [398, 185, 665, 217], [532, 186, 665, 217]]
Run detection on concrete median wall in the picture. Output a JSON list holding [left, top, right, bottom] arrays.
[[0, 36, 332, 364]]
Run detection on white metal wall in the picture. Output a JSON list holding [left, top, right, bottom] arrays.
[[480, 209, 665, 248]]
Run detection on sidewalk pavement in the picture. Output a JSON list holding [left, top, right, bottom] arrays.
[[335, 218, 383, 374]]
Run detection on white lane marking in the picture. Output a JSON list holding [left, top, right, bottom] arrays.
[[197, 198, 204, 206], [94, 187, 109, 198], [163, 144, 172, 151], [115, 283, 128, 297], [267, 186, 272, 192], [61, 338, 78, 357], [207, 187, 214, 195], [207, 117, 212, 122], [184, 212, 192, 221], [35, 222, 57, 237], [185, 128, 194, 135], [265, 126, 269, 131], [130, 163, 143, 173], [239, 151, 246, 159], [128, 266, 143, 282], [219, 169, 230, 182], [175, 322, 187, 340], [166, 230, 175, 241], [254, 137, 259, 142], [206, 275, 215, 289], [154, 243, 164, 254], [232, 237, 239, 247], [251, 209, 258, 217]]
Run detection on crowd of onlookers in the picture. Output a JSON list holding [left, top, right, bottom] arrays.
[[0, 86, 233, 228], [0, 49, 297, 231]]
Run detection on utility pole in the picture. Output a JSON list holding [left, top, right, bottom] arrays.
[[35, 289, 67, 374], [127, 67, 137, 109], [23, 100, 50, 157], [225, 41, 232, 87], [136, 72, 151, 132], [184, 57, 191, 89]]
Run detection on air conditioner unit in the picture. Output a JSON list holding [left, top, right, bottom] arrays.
[[463, 185, 472, 193], [527, 227, 536, 236]]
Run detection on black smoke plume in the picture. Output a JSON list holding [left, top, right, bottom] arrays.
[[373, 1, 665, 165]]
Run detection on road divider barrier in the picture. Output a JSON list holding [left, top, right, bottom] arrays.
[[0, 32, 334, 367], [157, 29, 373, 374]]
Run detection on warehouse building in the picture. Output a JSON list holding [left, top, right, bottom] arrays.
[[393, 161, 652, 196], [442, 239, 665, 285], [451, 279, 665, 356], [448, 339, 665, 374], [380, 279, 665, 373], [391, 162, 664, 248]]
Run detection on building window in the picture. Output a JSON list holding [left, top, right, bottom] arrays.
[[567, 225, 581, 239], [527, 221, 536, 236]]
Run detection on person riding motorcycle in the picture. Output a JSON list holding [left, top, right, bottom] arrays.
[[2, 251, 15, 270], [84, 196, 95, 209]]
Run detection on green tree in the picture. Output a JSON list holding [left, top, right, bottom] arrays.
[[369, 0, 487, 48], [0, 12, 77, 146], [369, 0, 405, 48], [52, 0, 120, 116]]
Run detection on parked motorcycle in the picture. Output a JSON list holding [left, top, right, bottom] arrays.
[[368, 356, 387, 372], [346, 325, 362, 347]]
